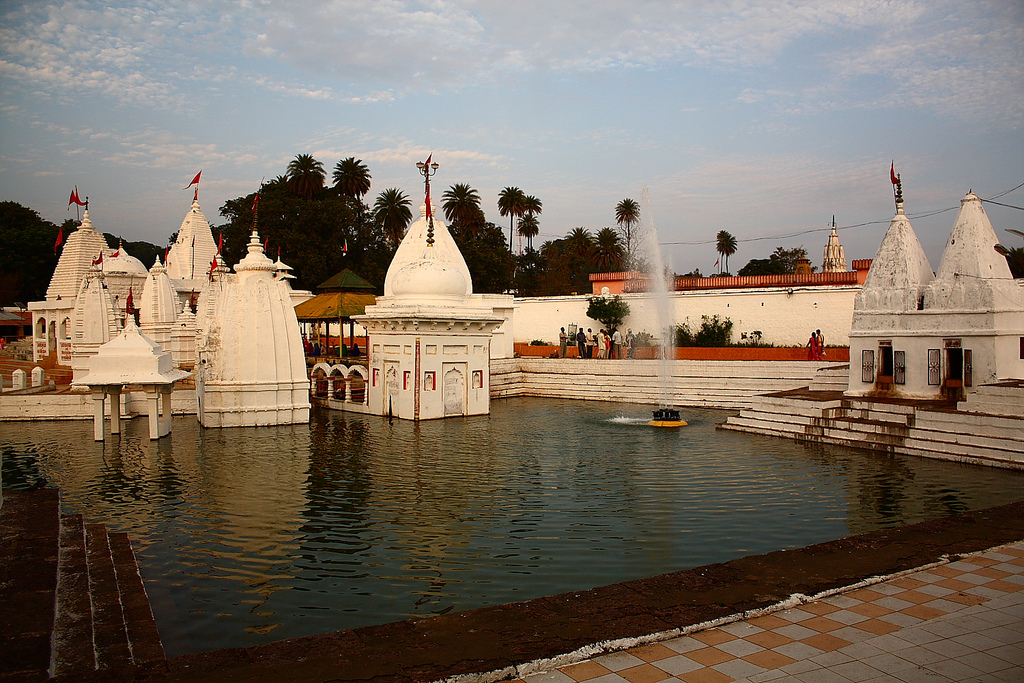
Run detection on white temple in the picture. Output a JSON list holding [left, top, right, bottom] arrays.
[[848, 183, 1024, 400], [822, 221, 847, 273], [195, 229, 310, 427], [356, 202, 510, 420], [28, 189, 311, 429]]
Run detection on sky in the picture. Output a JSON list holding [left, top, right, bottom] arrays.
[[2, 0, 1022, 276]]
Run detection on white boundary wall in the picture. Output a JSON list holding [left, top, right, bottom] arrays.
[[513, 286, 859, 348]]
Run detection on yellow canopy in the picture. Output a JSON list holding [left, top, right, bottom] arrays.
[[294, 291, 376, 321]]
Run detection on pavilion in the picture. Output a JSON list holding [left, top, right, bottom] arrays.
[[294, 269, 377, 358]]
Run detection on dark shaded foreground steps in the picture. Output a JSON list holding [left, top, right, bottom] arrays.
[[0, 489, 164, 681]]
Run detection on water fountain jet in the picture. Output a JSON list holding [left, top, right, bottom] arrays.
[[640, 187, 686, 427]]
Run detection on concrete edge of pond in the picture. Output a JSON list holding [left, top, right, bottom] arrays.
[[110, 499, 1024, 683]]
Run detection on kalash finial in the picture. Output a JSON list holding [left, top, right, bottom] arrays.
[[416, 155, 439, 246], [890, 160, 904, 213]]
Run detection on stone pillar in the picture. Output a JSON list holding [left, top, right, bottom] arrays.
[[12, 369, 26, 390], [91, 388, 106, 441], [109, 386, 122, 435], [159, 387, 173, 437], [31, 366, 45, 387], [145, 387, 161, 440]]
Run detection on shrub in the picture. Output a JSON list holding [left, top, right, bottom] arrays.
[[529, 339, 548, 346], [586, 295, 630, 329], [674, 315, 733, 347]]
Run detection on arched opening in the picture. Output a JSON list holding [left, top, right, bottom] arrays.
[[348, 372, 366, 404], [330, 369, 345, 400]]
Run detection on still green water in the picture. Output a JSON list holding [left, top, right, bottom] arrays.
[[2, 398, 1022, 656]]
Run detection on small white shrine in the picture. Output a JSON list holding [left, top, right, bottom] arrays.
[[77, 317, 190, 441], [356, 162, 509, 420], [848, 181, 1024, 400], [195, 229, 310, 427]]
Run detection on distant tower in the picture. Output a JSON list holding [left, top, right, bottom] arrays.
[[822, 217, 847, 273]]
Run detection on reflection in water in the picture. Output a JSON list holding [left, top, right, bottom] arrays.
[[2, 397, 1022, 656]]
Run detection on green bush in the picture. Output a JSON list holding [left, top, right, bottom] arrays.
[[586, 295, 630, 329], [674, 315, 733, 347], [529, 339, 548, 346]]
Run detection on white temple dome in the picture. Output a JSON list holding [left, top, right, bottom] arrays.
[[390, 254, 469, 301], [103, 246, 148, 275]]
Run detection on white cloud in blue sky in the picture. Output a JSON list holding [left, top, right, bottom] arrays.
[[1, 0, 1021, 275]]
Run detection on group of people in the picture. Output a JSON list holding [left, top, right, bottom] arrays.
[[559, 326, 636, 359], [807, 329, 827, 360]]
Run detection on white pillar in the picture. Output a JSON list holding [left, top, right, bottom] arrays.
[[159, 387, 173, 437], [145, 387, 160, 440], [12, 369, 26, 390], [91, 388, 106, 441], [110, 386, 122, 435], [31, 366, 45, 387]]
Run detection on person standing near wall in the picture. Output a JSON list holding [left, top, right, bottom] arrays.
[[586, 328, 596, 358], [626, 329, 636, 359], [612, 328, 623, 359], [559, 327, 568, 358], [576, 327, 587, 358]]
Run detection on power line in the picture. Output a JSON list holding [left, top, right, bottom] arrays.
[[659, 181, 1024, 247]]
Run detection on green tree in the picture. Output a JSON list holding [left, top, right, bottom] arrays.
[[517, 212, 539, 251], [332, 157, 372, 199], [220, 175, 387, 292], [286, 154, 326, 200], [716, 230, 738, 275], [0, 202, 63, 306], [614, 198, 640, 265], [594, 227, 625, 271], [497, 186, 526, 252], [453, 222, 514, 293], [738, 246, 810, 276], [373, 188, 413, 246], [586, 295, 630, 329], [442, 183, 485, 238]]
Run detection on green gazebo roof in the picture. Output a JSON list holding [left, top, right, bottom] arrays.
[[317, 268, 375, 292]]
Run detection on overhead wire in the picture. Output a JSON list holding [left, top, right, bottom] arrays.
[[659, 181, 1024, 247]]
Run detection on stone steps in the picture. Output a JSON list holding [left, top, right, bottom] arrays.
[[722, 389, 1024, 469], [0, 489, 164, 681]]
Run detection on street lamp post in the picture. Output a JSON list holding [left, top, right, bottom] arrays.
[[416, 157, 440, 246]]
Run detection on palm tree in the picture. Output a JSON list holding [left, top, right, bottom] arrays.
[[373, 188, 413, 246], [565, 227, 595, 262], [594, 227, 625, 271], [441, 183, 484, 237], [332, 157, 372, 199], [517, 213, 540, 251], [614, 198, 640, 264], [716, 230, 738, 275], [497, 187, 526, 252], [286, 154, 326, 199]]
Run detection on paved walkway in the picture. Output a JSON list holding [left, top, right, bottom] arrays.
[[518, 542, 1024, 683]]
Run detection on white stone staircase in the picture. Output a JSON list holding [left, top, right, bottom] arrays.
[[721, 385, 1024, 469]]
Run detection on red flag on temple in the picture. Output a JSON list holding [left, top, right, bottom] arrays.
[[54, 227, 63, 254], [342, 238, 348, 254], [92, 253, 103, 266], [890, 161, 898, 185], [125, 286, 134, 313], [252, 193, 260, 212], [217, 232, 223, 255], [68, 186, 86, 207], [185, 171, 201, 190]]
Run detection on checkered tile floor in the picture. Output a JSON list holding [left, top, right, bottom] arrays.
[[518, 541, 1024, 683]]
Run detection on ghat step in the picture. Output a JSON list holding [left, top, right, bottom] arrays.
[[0, 489, 164, 681]]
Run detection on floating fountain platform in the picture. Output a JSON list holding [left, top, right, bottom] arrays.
[[649, 407, 687, 428]]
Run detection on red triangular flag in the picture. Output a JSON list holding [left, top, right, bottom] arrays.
[[252, 193, 260, 212], [890, 161, 898, 185], [217, 232, 223, 255], [93, 253, 103, 266], [185, 171, 201, 189], [68, 186, 86, 207], [110, 249, 120, 259], [54, 226, 63, 254], [277, 246, 281, 261], [342, 238, 348, 254], [125, 286, 134, 313], [263, 236, 269, 251]]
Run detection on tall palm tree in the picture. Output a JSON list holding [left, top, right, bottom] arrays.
[[594, 227, 625, 271], [716, 230, 738, 274], [517, 213, 539, 251], [441, 183, 484, 237], [286, 154, 326, 199], [565, 227, 595, 262], [373, 188, 413, 246], [497, 186, 526, 252], [332, 157, 372, 199], [614, 198, 640, 264]]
